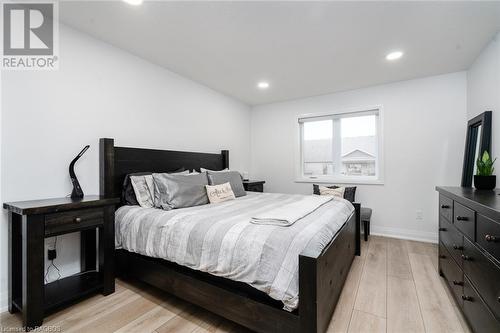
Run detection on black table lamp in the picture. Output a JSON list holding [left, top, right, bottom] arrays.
[[70, 145, 89, 199]]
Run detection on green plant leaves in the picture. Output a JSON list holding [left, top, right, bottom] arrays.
[[476, 150, 496, 176]]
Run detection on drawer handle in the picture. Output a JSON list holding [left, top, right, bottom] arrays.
[[452, 244, 463, 251], [441, 205, 450, 209], [74, 217, 82, 223], [498, 296, 500, 303], [485, 234, 498, 242], [439, 255, 447, 259], [439, 227, 447, 232], [456, 216, 468, 221], [461, 254, 471, 261], [462, 295, 473, 302], [452, 280, 464, 286]]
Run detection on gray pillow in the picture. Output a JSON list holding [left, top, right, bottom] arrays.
[[207, 171, 246, 197], [153, 172, 209, 210]]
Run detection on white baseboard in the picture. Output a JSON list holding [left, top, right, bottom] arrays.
[[370, 225, 438, 244], [0, 291, 8, 313]]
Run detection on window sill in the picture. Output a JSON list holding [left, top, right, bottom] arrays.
[[294, 177, 384, 185]]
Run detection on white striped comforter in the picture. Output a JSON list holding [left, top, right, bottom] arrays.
[[115, 192, 354, 311]]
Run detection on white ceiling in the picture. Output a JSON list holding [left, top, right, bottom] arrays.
[[60, 1, 500, 106]]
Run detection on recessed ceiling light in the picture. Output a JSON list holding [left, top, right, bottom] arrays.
[[257, 81, 270, 89], [386, 51, 404, 61], [123, 0, 143, 5]]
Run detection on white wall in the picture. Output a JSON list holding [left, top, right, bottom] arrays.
[[467, 32, 500, 160], [0, 25, 251, 310], [251, 72, 467, 243]]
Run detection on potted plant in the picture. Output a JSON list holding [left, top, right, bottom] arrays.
[[474, 150, 497, 190]]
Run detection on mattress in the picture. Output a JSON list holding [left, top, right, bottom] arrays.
[[115, 192, 354, 311]]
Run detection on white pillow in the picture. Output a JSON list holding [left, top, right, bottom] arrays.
[[205, 182, 236, 204], [130, 175, 155, 208], [200, 168, 229, 173], [319, 186, 345, 198], [131, 170, 190, 208]]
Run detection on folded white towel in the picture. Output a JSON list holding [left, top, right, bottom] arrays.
[[250, 195, 333, 226]]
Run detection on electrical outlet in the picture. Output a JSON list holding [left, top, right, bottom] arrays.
[[416, 210, 423, 220], [48, 249, 57, 260]]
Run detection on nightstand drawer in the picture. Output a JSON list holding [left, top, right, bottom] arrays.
[[242, 181, 265, 193], [246, 183, 263, 192], [45, 208, 104, 236]]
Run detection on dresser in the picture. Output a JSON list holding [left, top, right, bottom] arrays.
[[3, 196, 119, 330], [436, 187, 500, 333]]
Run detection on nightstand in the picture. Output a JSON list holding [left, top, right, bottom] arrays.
[[242, 180, 265, 192], [3, 196, 119, 330]]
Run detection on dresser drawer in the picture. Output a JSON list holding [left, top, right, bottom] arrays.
[[439, 242, 464, 306], [454, 202, 476, 240], [439, 195, 453, 221], [45, 208, 104, 236], [440, 217, 463, 267], [477, 214, 500, 262], [462, 276, 500, 333], [463, 237, 500, 319]]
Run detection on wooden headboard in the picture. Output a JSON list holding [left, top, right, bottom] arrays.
[[99, 138, 229, 200]]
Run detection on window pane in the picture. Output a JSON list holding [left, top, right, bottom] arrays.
[[303, 120, 334, 176], [340, 115, 377, 176]]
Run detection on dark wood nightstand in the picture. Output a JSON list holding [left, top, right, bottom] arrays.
[[242, 180, 265, 192], [3, 196, 119, 330]]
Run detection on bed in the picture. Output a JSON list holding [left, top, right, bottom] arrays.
[[99, 138, 361, 333]]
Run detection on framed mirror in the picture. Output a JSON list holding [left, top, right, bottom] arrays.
[[461, 111, 492, 187]]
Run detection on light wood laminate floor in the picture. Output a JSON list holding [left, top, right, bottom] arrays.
[[0, 236, 470, 333]]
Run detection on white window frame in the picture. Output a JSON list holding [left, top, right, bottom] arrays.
[[294, 105, 384, 185]]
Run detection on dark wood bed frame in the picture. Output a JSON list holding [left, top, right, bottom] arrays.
[[99, 138, 361, 333]]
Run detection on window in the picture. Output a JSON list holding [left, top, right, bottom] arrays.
[[298, 108, 382, 183]]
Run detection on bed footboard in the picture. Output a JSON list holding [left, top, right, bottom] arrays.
[[299, 203, 360, 333]]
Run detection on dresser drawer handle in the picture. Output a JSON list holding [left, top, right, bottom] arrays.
[[439, 227, 447, 232], [452, 244, 463, 251], [452, 280, 464, 286], [441, 205, 450, 209], [462, 295, 473, 302], [461, 254, 471, 261], [439, 255, 447, 259], [74, 217, 82, 223], [485, 234, 498, 242], [498, 296, 500, 303], [456, 216, 468, 221]]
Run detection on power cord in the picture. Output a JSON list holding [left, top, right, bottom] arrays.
[[44, 236, 61, 283]]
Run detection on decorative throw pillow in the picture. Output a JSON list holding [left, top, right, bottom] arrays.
[[312, 184, 357, 202], [130, 175, 155, 208], [207, 171, 246, 197], [123, 169, 188, 206], [153, 172, 209, 210], [122, 171, 152, 206], [319, 186, 345, 198], [122, 168, 187, 205], [205, 182, 236, 204]]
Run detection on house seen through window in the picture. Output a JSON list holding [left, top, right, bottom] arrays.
[[299, 109, 380, 181]]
